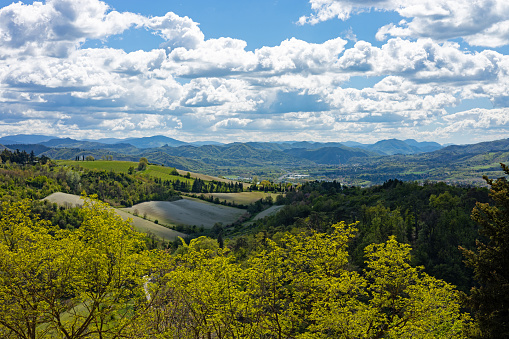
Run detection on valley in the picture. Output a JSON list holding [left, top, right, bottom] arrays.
[[2, 134, 508, 186]]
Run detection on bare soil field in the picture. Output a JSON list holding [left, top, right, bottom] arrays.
[[43, 192, 186, 241], [201, 192, 280, 205], [122, 197, 246, 229]]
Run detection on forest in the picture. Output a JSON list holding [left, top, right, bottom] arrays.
[[0, 149, 507, 338]]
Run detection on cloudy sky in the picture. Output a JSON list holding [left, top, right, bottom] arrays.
[[0, 0, 508, 144]]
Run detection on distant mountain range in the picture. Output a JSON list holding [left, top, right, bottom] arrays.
[[0, 134, 443, 156], [2, 133, 508, 185]]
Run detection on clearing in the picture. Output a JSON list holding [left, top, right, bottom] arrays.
[[43, 192, 186, 241], [122, 197, 246, 229]]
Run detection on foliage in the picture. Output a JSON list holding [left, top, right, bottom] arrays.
[[0, 198, 154, 339], [0, 148, 49, 165], [252, 180, 486, 292], [138, 157, 148, 171], [461, 163, 509, 338], [0, 162, 179, 209], [136, 222, 470, 338]]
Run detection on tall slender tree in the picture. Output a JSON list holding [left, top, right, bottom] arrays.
[[462, 163, 509, 338]]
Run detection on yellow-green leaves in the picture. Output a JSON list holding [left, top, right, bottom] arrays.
[[143, 222, 470, 339], [0, 200, 471, 339], [0, 198, 153, 339]]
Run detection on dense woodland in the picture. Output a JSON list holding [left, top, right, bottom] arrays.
[[242, 179, 488, 292], [0, 149, 507, 338]]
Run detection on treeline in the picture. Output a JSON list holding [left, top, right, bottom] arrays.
[[0, 148, 50, 165], [249, 180, 294, 193], [246, 178, 488, 292], [191, 178, 243, 193], [152, 177, 243, 194]]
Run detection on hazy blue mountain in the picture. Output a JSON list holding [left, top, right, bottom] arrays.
[[342, 139, 442, 154], [240, 142, 294, 151], [88, 137, 126, 144], [365, 139, 420, 155], [0, 134, 57, 144], [151, 143, 315, 167], [123, 135, 187, 148], [190, 141, 224, 146], [342, 141, 367, 148], [434, 138, 509, 155], [284, 146, 376, 165], [4, 144, 52, 155], [404, 139, 443, 152], [39, 138, 139, 154]]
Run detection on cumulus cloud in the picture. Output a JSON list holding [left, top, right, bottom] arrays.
[[301, 0, 509, 47], [145, 12, 204, 50], [0, 0, 144, 57]]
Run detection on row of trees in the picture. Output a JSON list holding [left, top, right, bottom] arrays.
[[0, 148, 50, 165]]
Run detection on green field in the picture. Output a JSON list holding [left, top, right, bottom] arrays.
[[58, 160, 193, 183], [57, 160, 244, 186]]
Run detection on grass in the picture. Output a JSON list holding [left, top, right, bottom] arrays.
[[57, 160, 241, 185], [58, 160, 194, 183]]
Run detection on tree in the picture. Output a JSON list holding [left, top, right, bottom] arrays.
[[138, 157, 148, 171], [461, 163, 509, 338], [0, 197, 153, 339]]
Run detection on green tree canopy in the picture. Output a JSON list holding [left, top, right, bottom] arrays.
[[0, 197, 153, 339], [462, 163, 509, 338]]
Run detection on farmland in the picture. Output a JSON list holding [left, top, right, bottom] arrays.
[[43, 192, 186, 241], [57, 160, 241, 185], [122, 196, 247, 229]]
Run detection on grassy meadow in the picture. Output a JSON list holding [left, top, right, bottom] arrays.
[[57, 160, 244, 185]]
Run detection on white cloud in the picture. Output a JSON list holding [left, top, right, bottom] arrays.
[[0, 0, 145, 57], [443, 108, 509, 129], [145, 12, 204, 50], [302, 0, 509, 47], [0, 0, 508, 143]]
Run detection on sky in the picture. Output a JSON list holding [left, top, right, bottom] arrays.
[[0, 0, 508, 144]]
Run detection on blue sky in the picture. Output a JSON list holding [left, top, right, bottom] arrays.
[[0, 0, 508, 144]]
